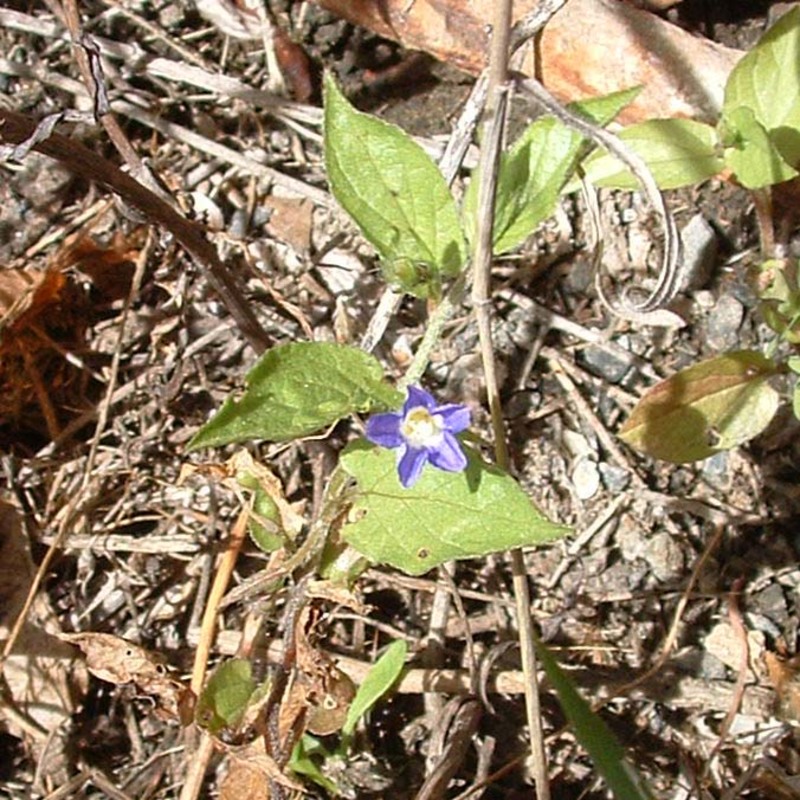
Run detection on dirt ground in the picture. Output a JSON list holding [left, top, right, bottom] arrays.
[[1, 1, 800, 799]]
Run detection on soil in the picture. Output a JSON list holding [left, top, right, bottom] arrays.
[[1, 1, 800, 799]]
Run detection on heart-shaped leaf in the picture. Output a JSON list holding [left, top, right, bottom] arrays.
[[619, 350, 780, 463], [340, 442, 570, 576], [189, 342, 402, 449]]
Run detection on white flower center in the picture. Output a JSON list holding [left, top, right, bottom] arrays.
[[400, 407, 444, 449]]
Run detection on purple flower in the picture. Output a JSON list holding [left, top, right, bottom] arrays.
[[365, 386, 470, 488]]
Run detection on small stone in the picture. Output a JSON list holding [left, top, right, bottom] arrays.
[[578, 344, 634, 384], [599, 462, 631, 493], [693, 289, 716, 310], [707, 294, 744, 351], [644, 532, 685, 582], [701, 451, 730, 490], [680, 214, 718, 291], [316, 249, 363, 295], [572, 457, 601, 500]]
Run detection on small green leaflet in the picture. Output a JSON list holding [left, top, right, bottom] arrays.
[[723, 7, 800, 169], [324, 73, 466, 298], [340, 640, 406, 748], [189, 342, 402, 449], [195, 658, 256, 734], [619, 350, 780, 463], [576, 118, 723, 190], [340, 441, 570, 576], [463, 87, 640, 255], [720, 106, 798, 189]]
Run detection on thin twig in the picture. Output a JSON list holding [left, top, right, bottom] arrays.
[[471, 1, 550, 797], [180, 507, 250, 800], [0, 108, 271, 353], [703, 576, 750, 780], [515, 75, 683, 322]]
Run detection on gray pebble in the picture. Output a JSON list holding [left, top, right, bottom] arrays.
[[644, 532, 685, 582], [599, 462, 631, 492], [706, 294, 744, 351]]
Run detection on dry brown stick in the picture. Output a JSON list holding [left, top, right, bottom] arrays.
[[414, 698, 483, 800], [0, 109, 270, 353], [180, 507, 251, 800], [470, 1, 550, 797], [61, 0, 144, 177], [703, 576, 750, 780]]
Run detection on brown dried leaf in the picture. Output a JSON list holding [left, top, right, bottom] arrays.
[[59, 631, 190, 721], [293, 605, 355, 736], [0, 501, 81, 785], [315, 0, 742, 125], [228, 451, 305, 538], [56, 229, 142, 302], [765, 651, 800, 722], [220, 740, 305, 798], [263, 196, 313, 253], [0, 268, 66, 334]]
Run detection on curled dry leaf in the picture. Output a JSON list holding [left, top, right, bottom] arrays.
[[765, 651, 800, 723], [314, 0, 742, 125], [59, 631, 193, 723], [219, 741, 305, 800], [0, 501, 80, 785], [293, 605, 356, 737]]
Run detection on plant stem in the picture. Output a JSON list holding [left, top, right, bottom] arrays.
[[471, 2, 551, 799]]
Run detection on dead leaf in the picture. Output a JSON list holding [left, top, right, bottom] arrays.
[[229, 451, 305, 537], [220, 740, 305, 798], [0, 268, 66, 333], [765, 651, 800, 722], [293, 605, 355, 737], [0, 500, 82, 786], [55, 229, 142, 302], [263, 196, 313, 253], [315, 0, 742, 125], [59, 631, 191, 722]]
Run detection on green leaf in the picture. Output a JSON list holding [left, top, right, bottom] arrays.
[[721, 106, 798, 188], [324, 73, 466, 297], [289, 736, 339, 795], [619, 350, 780, 463], [195, 658, 256, 734], [756, 258, 800, 343], [464, 88, 640, 255], [794, 378, 800, 421], [723, 7, 800, 167], [534, 637, 655, 800], [341, 640, 406, 746], [340, 442, 570, 576], [249, 488, 283, 553], [189, 342, 402, 449], [576, 119, 723, 190]]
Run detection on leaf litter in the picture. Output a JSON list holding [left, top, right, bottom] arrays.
[[1, 2, 800, 799]]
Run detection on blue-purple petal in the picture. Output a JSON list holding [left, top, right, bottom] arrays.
[[428, 432, 468, 473], [433, 404, 470, 434], [397, 446, 429, 488], [404, 385, 436, 415], [365, 412, 404, 448]]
